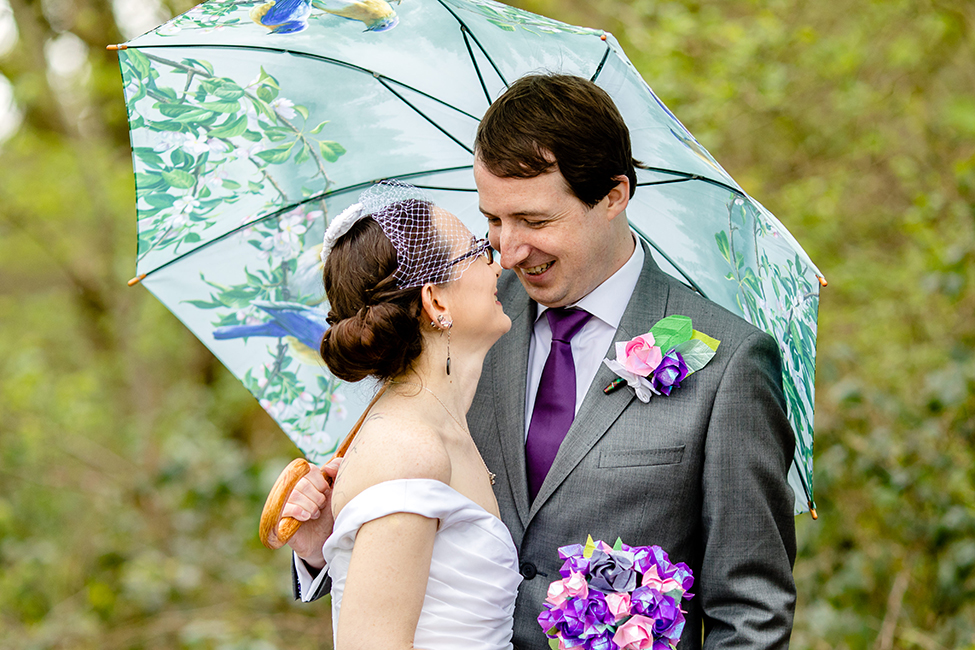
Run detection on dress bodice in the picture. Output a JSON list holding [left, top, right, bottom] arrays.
[[322, 479, 522, 650]]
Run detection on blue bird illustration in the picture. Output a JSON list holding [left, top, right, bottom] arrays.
[[213, 300, 330, 365], [250, 0, 313, 33], [311, 0, 400, 32]]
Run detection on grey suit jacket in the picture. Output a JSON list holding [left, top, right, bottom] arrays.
[[467, 245, 797, 650]]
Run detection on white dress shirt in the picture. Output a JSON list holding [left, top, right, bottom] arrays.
[[524, 235, 644, 439]]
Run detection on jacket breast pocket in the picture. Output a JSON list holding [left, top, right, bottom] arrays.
[[598, 445, 685, 468]]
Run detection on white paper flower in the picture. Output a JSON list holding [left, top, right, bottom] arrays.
[[320, 202, 366, 263]]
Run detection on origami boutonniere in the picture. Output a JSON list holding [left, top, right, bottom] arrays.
[[603, 315, 720, 402]]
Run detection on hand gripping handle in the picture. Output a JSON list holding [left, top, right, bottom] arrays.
[[258, 382, 389, 550], [259, 458, 321, 550]]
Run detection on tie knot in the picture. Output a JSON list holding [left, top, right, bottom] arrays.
[[546, 308, 592, 343]]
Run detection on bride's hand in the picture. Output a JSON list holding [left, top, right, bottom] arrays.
[[283, 456, 342, 568]]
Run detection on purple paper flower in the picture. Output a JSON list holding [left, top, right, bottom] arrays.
[[550, 591, 613, 640], [585, 629, 617, 650], [561, 554, 592, 577], [651, 597, 685, 644], [630, 585, 664, 617], [559, 544, 586, 559], [651, 351, 689, 395], [538, 604, 565, 634], [631, 545, 654, 574], [588, 549, 638, 593]]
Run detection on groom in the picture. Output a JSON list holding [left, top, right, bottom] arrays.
[[291, 74, 797, 649], [466, 74, 796, 650]]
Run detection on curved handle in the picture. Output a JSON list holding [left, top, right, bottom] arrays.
[[259, 382, 390, 550], [259, 458, 318, 550]]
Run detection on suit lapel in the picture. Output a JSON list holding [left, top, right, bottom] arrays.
[[492, 275, 535, 529], [528, 245, 671, 520]]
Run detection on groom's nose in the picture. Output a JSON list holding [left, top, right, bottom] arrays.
[[494, 226, 530, 270]]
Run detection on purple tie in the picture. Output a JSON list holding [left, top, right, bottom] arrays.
[[525, 307, 593, 501]]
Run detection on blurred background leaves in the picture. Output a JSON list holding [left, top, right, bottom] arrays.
[[0, 0, 973, 648]]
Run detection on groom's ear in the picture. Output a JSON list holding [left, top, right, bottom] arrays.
[[605, 175, 630, 221]]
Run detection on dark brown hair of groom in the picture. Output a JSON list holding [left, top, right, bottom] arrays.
[[474, 73, 642, 208]]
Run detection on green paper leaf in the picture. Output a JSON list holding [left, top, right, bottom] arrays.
[[649, 315, 693, 354], [674, 339, 717, 374], [309, 120, 330, 134], [612, 537, 623, 551], [691, 329, 720, 352]]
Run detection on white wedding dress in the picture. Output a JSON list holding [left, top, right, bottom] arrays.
[[321, 478, 522, 650]]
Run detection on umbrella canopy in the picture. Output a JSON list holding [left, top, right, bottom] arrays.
[[113, 0, 822, 514]]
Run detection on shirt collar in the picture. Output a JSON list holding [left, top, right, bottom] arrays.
[[536, 232, 644, 330]]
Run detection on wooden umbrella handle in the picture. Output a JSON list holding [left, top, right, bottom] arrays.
[[259, 458, 319, 549], [258, 382, 390, 550]]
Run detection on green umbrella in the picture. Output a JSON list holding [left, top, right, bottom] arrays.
[[112, 0, 822, 515]]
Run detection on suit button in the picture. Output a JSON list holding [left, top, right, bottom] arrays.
[[519, 561, 537, 580]]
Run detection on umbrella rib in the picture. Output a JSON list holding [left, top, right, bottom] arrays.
[[134, 166, 476, 282], [639, 167, 744, 197], [128, 43, 481, 122], [435, 0, 509, 89], [460, 25, 493, 105], [589, 42, 612, 82], [375, 77, 474, 154]]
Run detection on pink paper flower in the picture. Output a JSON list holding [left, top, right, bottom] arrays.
[[546, 571, 589, 606], [612, 614, 657, 650], [642, 565, 683, 594], [604, 591, 631, 621], [619, 334, 663, 377]]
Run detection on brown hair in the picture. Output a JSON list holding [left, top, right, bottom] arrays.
[[319, 200, 444, 382], [474, 74, 641, 208]]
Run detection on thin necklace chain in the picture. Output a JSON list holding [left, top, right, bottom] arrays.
[[391, 381, 496, 485]]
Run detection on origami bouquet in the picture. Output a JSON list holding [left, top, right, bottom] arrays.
[[537, 536, 694, 650], [603, 315, 720, 403]]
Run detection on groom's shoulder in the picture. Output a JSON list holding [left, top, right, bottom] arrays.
[[653, 271, 772, 348]]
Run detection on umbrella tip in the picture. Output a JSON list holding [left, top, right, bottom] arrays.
[[106, 44, 127, 51], [808, 502, 819, 519], [817, 275, 828, 287], [600, 33, 607, 41], [127, 273, 146, 287]]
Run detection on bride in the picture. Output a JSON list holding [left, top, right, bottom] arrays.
[[278, 181, 520, 650]]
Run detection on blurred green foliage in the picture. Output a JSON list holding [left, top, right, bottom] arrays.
[[1, 0, 973, 648]]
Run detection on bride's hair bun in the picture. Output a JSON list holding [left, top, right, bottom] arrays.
[[320, 217, 425, 382]]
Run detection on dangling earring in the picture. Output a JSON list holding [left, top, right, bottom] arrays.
[[437, 315, 453, 375]]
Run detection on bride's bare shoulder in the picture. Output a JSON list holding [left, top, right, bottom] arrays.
[[330, 413, 451, 515]]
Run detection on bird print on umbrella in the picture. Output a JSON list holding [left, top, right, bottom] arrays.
[[213, 300, 330, 366], [250, 0, 400, 34]]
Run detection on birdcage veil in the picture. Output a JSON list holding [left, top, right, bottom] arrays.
[[321, 180, 484, 289]]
